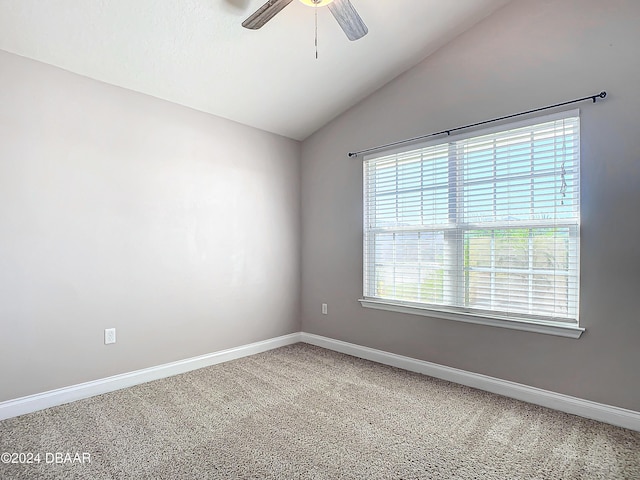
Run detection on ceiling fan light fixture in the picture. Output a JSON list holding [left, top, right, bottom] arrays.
[[298, 0, 335, 7]]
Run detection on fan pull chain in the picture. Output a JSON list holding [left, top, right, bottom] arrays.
[[315, 4, 318, 59]]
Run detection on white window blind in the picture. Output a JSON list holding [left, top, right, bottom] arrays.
[[363, 112, 580, 327]]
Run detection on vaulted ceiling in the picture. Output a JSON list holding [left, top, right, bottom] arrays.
[[0, 0, 510, 140]]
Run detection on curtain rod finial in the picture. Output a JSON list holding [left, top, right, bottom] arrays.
[[348, 152, 358, 158], [594, 91, 607, 102]]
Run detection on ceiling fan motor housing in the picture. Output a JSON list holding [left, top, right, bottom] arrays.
[[299, 0, 335, 7]]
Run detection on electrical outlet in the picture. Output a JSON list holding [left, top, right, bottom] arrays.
[[322, 303, 328, 315], [104, 328, 116, 345]]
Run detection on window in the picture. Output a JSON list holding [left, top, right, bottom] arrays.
[[361, 111, 583, 337]]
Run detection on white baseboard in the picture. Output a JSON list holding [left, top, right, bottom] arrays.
[[300, 332, 640, 432], [0, 332, 302, 421], [3, 331, 638, 433]]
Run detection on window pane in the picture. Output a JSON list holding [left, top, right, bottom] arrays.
[[532, 229, 569, 270], [532, 274, 569, 317], [494, 272, 529, 313], [370, 231, 446, 305], [494, 230, 528, 269], [463, 227, 574, 317]]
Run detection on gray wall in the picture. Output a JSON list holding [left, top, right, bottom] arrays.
[[0, 50, 301, 402], [301, 0, 640, 411]]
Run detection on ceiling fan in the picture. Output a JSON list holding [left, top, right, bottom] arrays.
[[242, 0, 368, 41]]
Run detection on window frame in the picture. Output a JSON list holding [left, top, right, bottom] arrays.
[[359, 110, 584, 338]]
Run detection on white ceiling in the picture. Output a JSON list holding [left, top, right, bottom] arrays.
[[0, 0, 510, 140]]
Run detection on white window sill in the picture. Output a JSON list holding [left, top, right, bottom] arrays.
[[359, 299, 584, 339]]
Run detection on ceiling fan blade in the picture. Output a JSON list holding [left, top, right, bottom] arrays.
[[328, 0, 368, 41], [242, 0, 295, 30]]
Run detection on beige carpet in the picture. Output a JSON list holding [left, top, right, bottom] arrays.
[[1, 343, 639, 479]]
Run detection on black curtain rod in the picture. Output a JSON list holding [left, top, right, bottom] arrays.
[[347, 91, 607, 158]]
